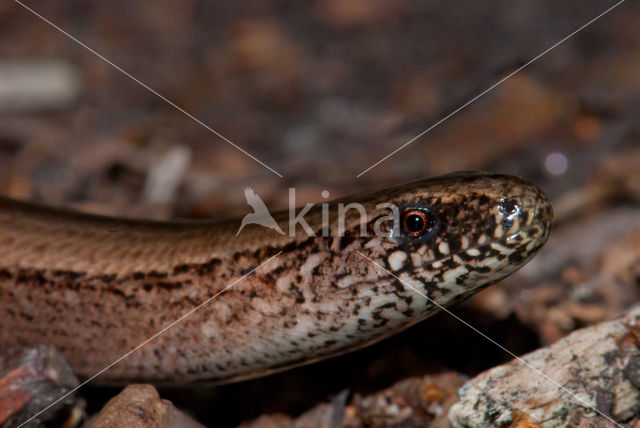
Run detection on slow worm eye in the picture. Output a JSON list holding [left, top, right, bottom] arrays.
[[401, 209, 435, 238]]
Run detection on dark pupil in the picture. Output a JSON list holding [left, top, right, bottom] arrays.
[[405, 214, 424, 232]]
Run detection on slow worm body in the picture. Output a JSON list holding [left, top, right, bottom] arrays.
[[0, 172, 552, 384]]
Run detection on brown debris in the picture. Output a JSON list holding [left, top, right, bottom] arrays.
[[552, 146, 640, 225], [241, 372, 465, 428], [315, 0, 406, 28], [0, 367, 32, 425], [346, 372, 464, 427], [422, 75, 570, 174], [573, 414, 640, 428]]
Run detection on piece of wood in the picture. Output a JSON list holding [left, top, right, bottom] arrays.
[[449, 305, 640, 427], [87, 384, 204, 428]]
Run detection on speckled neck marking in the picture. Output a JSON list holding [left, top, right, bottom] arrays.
[[0, 172, 552, 384]]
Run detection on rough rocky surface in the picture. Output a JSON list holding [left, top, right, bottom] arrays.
[[0, 345, 79, 427], [86, 384, 203, 428], [449, 305, 640, 427]]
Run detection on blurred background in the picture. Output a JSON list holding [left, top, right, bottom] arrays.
[[1, 1, 639, 426]]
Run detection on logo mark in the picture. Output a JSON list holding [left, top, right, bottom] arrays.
[[236, 187, 401, 238], [236, 187, 285, 236]]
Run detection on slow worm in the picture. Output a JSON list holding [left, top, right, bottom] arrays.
[[0, 172, 552, 384]]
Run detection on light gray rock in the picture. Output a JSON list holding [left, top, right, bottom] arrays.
[[449, 305, 640, 427]]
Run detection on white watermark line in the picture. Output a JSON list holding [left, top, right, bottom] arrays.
[[17, 252, 283, 428], [356, 0, 627, 178], [357, 251, 625, 428], [14, 0, 283, 179]]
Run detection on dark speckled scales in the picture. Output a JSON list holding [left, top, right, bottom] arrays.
[[0, 172, 552, 384]]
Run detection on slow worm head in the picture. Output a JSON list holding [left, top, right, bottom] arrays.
[[0, 171, 552, 384]]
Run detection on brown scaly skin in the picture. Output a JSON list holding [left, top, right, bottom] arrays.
[[0, 172, 552, 384]]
